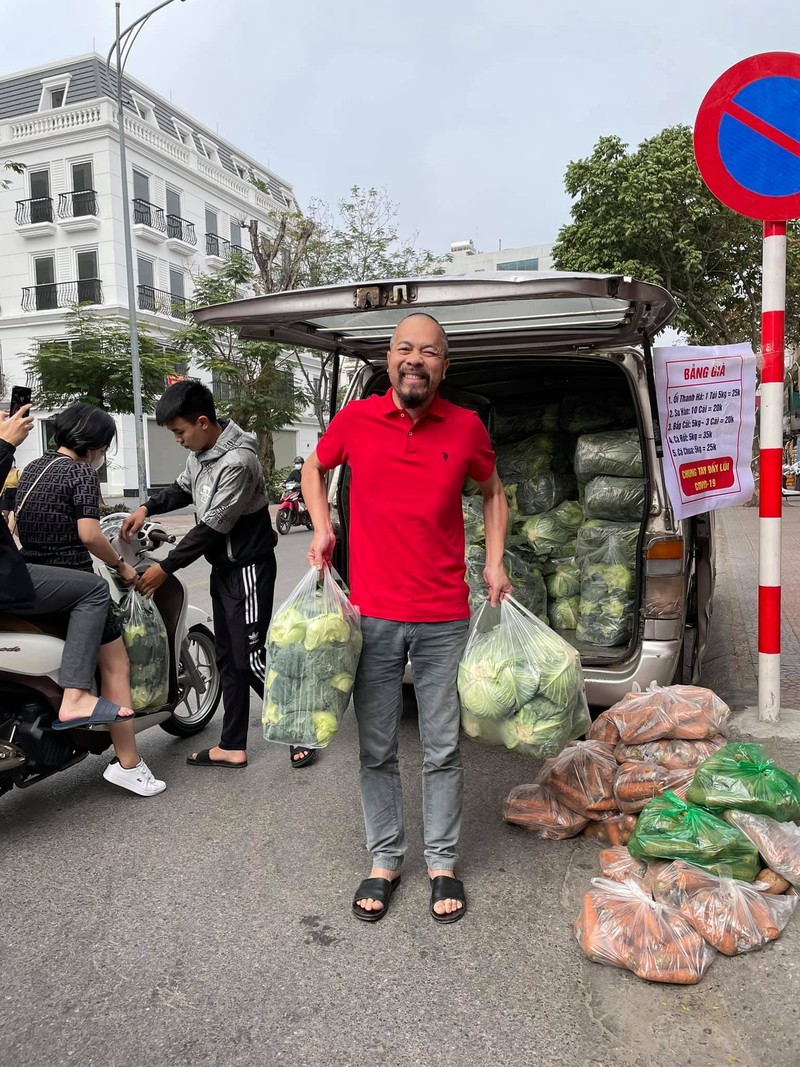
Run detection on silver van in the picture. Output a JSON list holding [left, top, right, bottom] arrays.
[[195, 272, 715, 707]]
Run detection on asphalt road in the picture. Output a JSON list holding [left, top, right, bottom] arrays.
[[2, 518, 799, 1067]]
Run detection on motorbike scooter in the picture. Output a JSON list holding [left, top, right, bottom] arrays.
[[0, 515, 221, 798], [276, 481, 312, 535]]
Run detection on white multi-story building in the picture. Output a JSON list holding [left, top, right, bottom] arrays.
[[0, 54, 319, 496], [446, 239, 554, 274]]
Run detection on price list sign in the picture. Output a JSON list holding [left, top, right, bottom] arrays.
[[653, 343, 757, 519]]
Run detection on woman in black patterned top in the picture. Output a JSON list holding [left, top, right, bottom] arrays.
[[16, 404, 165, 796]]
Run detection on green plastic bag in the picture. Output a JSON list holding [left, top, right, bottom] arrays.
[[687, 743, 800, 821], [627, 791, 761, 881]]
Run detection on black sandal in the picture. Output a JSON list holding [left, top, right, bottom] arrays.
[[430, 875, 466, 924], [289, 746, 317, 768], [351, 875, 401, 922]]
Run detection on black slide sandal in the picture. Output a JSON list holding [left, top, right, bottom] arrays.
[[186, 748, 248, 768], [352, 875, 401, 922], [290, 746, 317, 768], [430, 875, 467, 924]]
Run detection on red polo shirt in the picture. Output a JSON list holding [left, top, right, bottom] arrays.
[[316, 389, 495, 622]]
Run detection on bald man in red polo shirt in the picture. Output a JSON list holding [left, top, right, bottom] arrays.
[[303, 312, 510, 924]]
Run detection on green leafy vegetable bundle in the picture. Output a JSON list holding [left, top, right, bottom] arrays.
[[519, 511, 577, 560], [576, 519, 639, 568], [496, 433, 572, 481], [627, 791, 761, 881], [687, 743, 800, 821], [458, 597, 590, 759], [559, 394, 634, 434], [114, 589, 169, 710], [262, 566, 362, 748], [510, 472, 575, 515], [548, 595, 580, 631], [465, 544, 547, 621], [492, 403, 560, 442], [584, 476, 647, 522], [574, 428, 644, 481], [576, 560, 635, 647]]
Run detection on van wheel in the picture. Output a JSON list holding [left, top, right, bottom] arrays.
[[161, 626, 222, 736]]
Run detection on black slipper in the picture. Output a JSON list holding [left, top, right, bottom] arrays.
[[289, 746, 317, 768], [186, 748, 248, 768], [351, 875, 402, 922], [430, 875, 467, 924]]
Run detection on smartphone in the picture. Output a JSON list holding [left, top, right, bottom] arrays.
[[9, 386, 32, 417]]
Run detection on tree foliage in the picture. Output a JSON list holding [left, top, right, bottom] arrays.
[[552, 125, 800, 348], [26, 303, 180, 412], [1, 160, 24, 190], [171, 257, 308, 471]]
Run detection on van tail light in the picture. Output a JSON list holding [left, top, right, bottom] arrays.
[[644, 538, 684, 619]]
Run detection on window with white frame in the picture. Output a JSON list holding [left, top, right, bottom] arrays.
[[197, 138, 220, 166], [38, 74, 70, 112], [231, 157, 248, 180], [130, 92, 156, 124], [173, 119, 192, 146]]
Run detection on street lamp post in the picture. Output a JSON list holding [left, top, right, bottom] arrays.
[[107, 0, 186, 503]]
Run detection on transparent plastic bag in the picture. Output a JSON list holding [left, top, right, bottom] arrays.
[[519, 512, 576, 560], [263, 566, 361, 748], [496, 433, 572, 480], [724, 810, 800, 888], [576, 559, 635, 647], [584, 476, 647, 522], [576, 519, 640, 568], [598, 846, 648, 885], [590, 683, 730, 745], [465, 545, 547, 620], [492, 403, 560, 442], [115, 589, 169, 710], [548, 595, 579, 631], [613, 761, 695, 813], [458, 596, 590, 759], [582, 813, 639, 846], [573, 877, 716, 984], [649, 859, 798, 955], [574, 428, 644, 481], [502, 783, 589, 839], [512, 472, 575, 515], [614, 736, 726, 769], [462, 495, 485, 545], [687, 742, 800, 821], [627, 791, 761, 881], [536, 740, 618, 817]]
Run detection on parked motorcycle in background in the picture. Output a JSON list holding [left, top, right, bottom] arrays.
[[276, 481, 313, 535]]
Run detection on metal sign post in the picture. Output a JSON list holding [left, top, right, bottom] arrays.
[[694, 51, 800, 722]]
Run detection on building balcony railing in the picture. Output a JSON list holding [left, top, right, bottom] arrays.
[[21, 278, 103, 312], [15, 197, 54, 225], [137, 284, 188, 319], [166, 215, 197, 245], [206, 232, 254, 264], [58, 189, 99, 218], [132, 198, 166, 232]]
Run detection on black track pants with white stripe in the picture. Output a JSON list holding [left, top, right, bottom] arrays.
[[210, 553, 276, 752]]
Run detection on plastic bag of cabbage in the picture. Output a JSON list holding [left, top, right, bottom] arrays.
[[518, 501, 583, 561], [458, 596, 590, 759], [262, 565, 362, 748], [584, 476, 646, 522], [574, 428, 644, 481], [114, 589, 169, 710], [465, 544, 547, 620], [577, 561, 635, 647]]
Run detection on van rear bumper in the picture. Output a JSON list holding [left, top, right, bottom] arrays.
[[583, 638, 681, 709]]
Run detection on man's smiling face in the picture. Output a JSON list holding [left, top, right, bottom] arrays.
[[387, 314, 449, 411]]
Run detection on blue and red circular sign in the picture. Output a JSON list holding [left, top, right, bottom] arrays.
[[695, 52, 800, 220]]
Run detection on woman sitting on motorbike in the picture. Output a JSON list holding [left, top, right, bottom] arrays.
[[15, 403, 165, 796]]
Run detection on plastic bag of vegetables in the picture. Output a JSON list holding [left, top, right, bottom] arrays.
[[584, 476, 647, 522], [573, 877, 716, 984], [576, 519, 640, 568], [115, 589, 169, 710], [548, 595, 579, 631], [262, 565, 362, 748], [503, 783, 590, 839], [560, 393, 635, 435], [627, 791, 761, 881], [574, 428, 644, 481], [492, 403, 560, 442], [588, 684, 730, 746], [686, 742, 800, 821], [462, 495, 485, 546], [457, 596, 590, 759], [496, 434, 572, 480], [543, 557, 581, 599], [512, 472, 575, 515], [520, 512, 576, 560], [465, 545, 546, 620], [723, 810, 800, 888], [576, 560, 635, 647]]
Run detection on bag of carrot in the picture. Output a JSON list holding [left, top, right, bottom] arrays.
[[613, 761, 694, 813], [687, 743, 800, 821], [724, 810, 800, 888], [502, 783, 590, 839], [573, 877, 716, 984], [627, 791, 761, 881], [535, 739, 618, 818], [649, 859, 798, 955], [587, 683, 730, 746]]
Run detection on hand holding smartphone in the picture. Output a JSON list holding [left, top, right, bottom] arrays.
[[0, 387, 34, 449], [9, 386, 32, 417]]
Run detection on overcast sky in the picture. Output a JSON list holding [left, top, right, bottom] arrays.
[[2, 0, 800, 255]]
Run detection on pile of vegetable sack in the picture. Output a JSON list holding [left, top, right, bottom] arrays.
[[458, 596, 590, 759], [262, 566, 362, 748], [114, 589, 169, 710]]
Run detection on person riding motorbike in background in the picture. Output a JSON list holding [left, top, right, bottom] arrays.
[[15, 403, 166, 797], [284, 456, 305, 494]]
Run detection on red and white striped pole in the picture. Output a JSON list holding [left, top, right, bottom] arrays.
[[758, 220, 786, 722]]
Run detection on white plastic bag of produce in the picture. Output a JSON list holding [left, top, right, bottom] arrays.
[[584, 476, 647, 522], [458, 595, 590, 759], [577, 560, 635, 647], [496, 434, 572, 480], [115, 589, 169, 710], [574, 428, 644, 481], [576, 520, 640, 568], [262, 565, 362, 748]]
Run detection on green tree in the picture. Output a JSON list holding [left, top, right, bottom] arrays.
[[171, 257, 308, 473], [1, 160, 24, 190], [26, 303, 180, 412], [552, 124, 800, 348]]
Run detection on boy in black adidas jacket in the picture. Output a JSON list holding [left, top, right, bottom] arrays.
[[122, 381, 315, 769]]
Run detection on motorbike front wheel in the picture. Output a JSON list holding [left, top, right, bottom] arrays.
[[276, 509, 292, 535], [160, 625, 222, 737]]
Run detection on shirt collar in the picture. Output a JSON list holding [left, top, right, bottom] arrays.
[[378, 387, 447, 421]]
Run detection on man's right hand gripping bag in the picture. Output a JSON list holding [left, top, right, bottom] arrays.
[[262, 566, 362, 749], [457, 595, 590, 759]]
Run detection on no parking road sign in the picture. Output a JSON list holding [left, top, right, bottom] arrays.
[[694, 52, 800, 221]]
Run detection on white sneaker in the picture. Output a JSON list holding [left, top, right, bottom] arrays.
[[103, 758, 166, 797]]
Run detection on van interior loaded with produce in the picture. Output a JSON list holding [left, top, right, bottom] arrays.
[[192, 272, 716, 707]]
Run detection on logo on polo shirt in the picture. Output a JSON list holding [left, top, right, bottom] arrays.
[[442, 451, 449, 462]]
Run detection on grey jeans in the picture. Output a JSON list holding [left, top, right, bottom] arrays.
[[18, 565, 110, 690], [353, 616, 470, 873]]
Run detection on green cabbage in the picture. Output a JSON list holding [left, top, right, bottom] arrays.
[[270, 606, 307, 646], [548, 596, 579, 630], [544, 559, 580, 599], [552, 500, 584, 534], [304, 612, 351, 649], [520, 513, 572, 559], [574, 428, 644, 480], [312, 711, 340, 745]]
